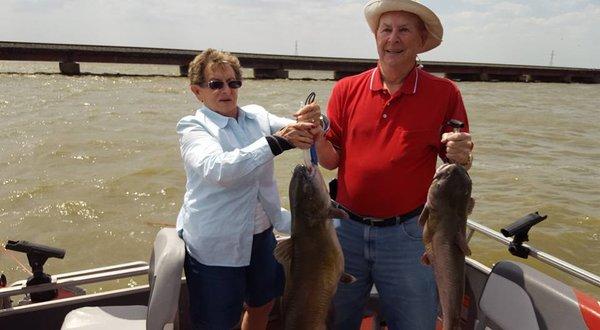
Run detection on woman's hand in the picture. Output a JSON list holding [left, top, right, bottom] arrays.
[[275, 122, 316, 149]]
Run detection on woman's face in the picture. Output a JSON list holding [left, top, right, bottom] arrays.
[[191, 64, 240, 118]]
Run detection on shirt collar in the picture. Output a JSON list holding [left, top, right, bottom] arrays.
[[197, 106, 255, 128], [370, 63, 420, 95]]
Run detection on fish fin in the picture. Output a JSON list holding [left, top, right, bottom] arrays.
[[467, 197, 475, 215], [456, 232, 472, 256], [418, 205, 430, 227], [274, 238, 294, 266], [421, 252, 432, 265], [340, 272, 357, 284], [329, 206, 349, 219]]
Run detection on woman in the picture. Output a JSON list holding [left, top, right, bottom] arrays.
[[176, 48, 319, 329]]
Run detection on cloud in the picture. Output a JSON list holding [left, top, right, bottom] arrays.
[[432, 0, 600, 67], [491, 2, 530, 15]]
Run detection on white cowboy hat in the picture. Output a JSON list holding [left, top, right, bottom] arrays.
[[364, 0, 443, 53]]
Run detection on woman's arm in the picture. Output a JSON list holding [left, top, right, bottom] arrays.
[[178, 120, 274, 187]]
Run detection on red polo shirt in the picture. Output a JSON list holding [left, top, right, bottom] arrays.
[[326, 65, 469, 218]]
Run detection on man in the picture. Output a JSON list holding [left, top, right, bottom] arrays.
[[314, 1, 474, 329]]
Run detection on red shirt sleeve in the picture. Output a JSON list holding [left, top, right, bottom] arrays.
[[325, 80, 346, 150]]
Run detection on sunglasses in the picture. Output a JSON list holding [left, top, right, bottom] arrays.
[[201, 80, 243, 90]]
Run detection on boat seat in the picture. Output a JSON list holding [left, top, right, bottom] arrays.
[[476, 261, 539, 330], [61, 228, 185, 330], [476, 260, 591, 330]]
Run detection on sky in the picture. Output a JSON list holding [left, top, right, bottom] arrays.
[[1, 0, 599, 69]]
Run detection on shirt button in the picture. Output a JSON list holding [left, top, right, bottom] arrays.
[[383, 114, 388, 119]]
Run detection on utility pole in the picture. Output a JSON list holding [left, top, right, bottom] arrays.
[[294, 40, 298, 56], [549, 50, 555, 66]]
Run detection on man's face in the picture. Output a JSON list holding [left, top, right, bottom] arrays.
[[191, 64, 239, 117], [376, 11, 427, 69]]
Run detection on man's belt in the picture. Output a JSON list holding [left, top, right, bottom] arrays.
[[333, 201, 424, 227]]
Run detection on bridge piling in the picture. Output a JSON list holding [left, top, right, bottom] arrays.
[[253, 68, 289, 79], [179, 65, 189, 77], [520, 74, 533, 83], [444, 73, 482, 82], [480, 72, 490, 82], [334, 71, 361, 80], [59, 62, 80, 76]]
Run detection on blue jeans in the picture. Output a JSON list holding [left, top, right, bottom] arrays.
[[332, 216, 438, 330]]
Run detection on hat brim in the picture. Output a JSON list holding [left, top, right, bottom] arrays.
[[364, 0, 443, 53]]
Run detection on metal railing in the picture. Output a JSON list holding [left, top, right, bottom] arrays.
[[466, 219, 600, 288], [0, 261, 149, 300]]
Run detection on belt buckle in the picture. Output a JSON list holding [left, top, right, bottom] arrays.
[[363, 217, 379, 226]]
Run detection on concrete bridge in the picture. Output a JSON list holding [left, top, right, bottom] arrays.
[[1, 41, 599, 83]]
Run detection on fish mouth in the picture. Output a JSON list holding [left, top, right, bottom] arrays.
[[292, 164, 317, 187], [296, 161, 320, 178], [433, 163, 471, 186], [434, 163, 453, 180]]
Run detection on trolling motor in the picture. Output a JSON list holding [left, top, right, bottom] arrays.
[[4, 240, 65, 302], [500, 212, 547, 259]]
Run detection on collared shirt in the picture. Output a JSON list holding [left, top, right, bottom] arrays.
[[176, 104, 293, 267], [326, 65, 469, 218]]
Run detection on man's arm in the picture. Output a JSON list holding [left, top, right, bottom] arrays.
[[315, 132, 340, 170], [441, 86, 474, 170]]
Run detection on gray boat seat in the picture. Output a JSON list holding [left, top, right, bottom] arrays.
[[61, 228, 185, 330], [476, 260, 591, 330]]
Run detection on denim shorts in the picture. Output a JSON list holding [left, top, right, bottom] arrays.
[[332, 215, 438, 330], [184, 227, 284, 329]]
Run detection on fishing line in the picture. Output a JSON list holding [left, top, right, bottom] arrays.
[[300, 92, 319, 166], [144, 221, 175, 228], [1, 244, 32, 275]]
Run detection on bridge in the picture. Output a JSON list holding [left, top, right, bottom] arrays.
[[1, 41, 598, 83]]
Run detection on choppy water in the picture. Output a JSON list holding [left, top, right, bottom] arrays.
[[1, 61, 599, 298]]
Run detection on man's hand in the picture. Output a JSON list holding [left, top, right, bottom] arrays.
[[275, 122, 316, 149], [294, 102, 328, 145], [441, 132, 474, 169], [294, 103, 321, 125]]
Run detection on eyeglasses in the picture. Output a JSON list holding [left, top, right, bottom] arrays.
[[200, 80, 243, 90]]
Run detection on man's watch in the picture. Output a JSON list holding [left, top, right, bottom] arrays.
[[320, 114, 330, 133], [463, 153, 473, 170]]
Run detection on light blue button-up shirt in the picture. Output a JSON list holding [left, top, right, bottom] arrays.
[[176, 104, 293, 267]]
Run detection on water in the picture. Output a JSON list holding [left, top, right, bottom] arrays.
[[1, 61, 599, 299]]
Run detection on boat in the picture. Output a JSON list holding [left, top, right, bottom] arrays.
[[1, 211, 599, 329]]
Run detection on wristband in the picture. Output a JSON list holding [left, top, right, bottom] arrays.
[[266, 135, 294, 156]]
